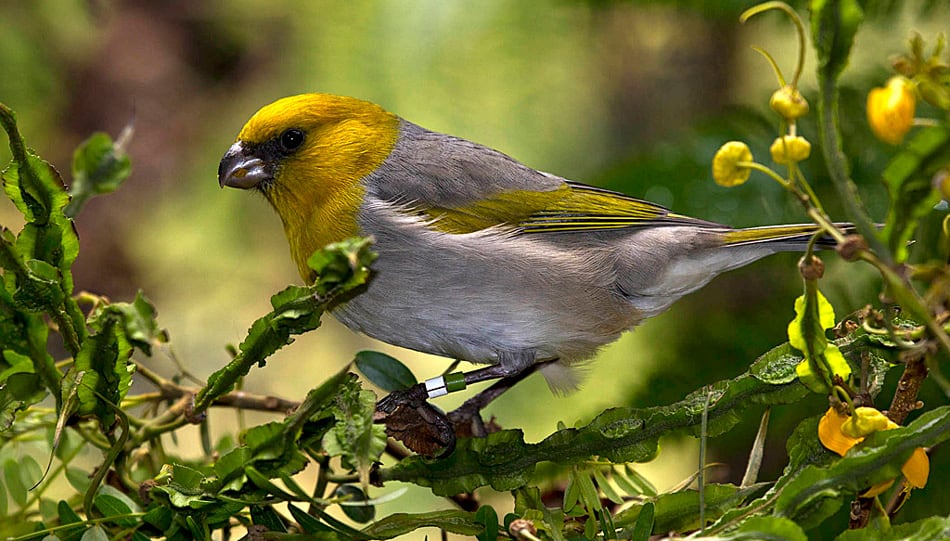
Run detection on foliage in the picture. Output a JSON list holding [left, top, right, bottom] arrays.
[[2, 2, 950, 539]]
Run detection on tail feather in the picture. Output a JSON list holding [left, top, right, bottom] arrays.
[[723, 223, 853, 250]]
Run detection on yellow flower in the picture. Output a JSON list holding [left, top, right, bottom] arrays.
[[712, 141, 753, 187], [770, 85, 809, 121], [818, 407, 862, 456], [769, 135, 811, 165], [867, 76, 916, 145], [818, 407, 930, 497]]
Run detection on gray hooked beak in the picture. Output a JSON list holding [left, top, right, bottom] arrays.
[[218, 141, 270, 189]]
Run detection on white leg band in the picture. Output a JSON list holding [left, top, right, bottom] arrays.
[[425, 376, 448, 398]]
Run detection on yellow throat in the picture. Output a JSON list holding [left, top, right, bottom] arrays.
[[237, 94, 400, 281]]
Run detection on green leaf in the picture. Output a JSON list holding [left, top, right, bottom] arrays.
[[322, 386, 387, 487], [4, 458, 28, 506], [285, 365, 359, 432], [19, 454, 42, 491], [141, 504, 173, 531], [334, 485, 375, 523], [287, 503, 336, 534], [359, 509, 482, 539], [210, 446, 249, 490], [614, 484, 764, 533], [0, 371, 45, 431], [474, 505, 499, 541], [624, 464, 657, 497], [592, 467, 623, 505], [306, 237, 377, 296], [576, 470, 601, 512], [628, 501, 654, 541], [735, 516, 807, 541], [57, 499, 82, 522], [244, 465, 296, 500], [0, 276, 58, 406], [563, 469, 581, 511], [80, 526, 108, 541], [93, 493, 136, 527], [354, 350, 417, 391], [251, 504, 287, 533], [242, 421, 305, 474], [70, 315, 133, 428], [65, 126, 133, 218], [810, 0, 864, 79], [65, 467, 92, 494], [881, 125, 950, 262], [90, 291, 166, 356], [56, 500, 85, 541], [0, 280, 45, 361]]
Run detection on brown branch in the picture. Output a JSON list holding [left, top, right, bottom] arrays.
[[886, 354, 929, 425], [134, 360, 300, 414]]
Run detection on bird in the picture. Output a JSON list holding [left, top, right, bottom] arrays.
[[219, 93, 837, 454]]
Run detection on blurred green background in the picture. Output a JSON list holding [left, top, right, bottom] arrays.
[[2, 0, 948, 537]]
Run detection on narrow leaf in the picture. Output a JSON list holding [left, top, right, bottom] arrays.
[[810, 0, 864, 79], [629, 501, 654, 541], [360, 509, 482, 539], [287, 503, 335, 534]]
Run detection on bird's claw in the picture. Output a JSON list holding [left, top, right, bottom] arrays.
[[376, 384, 456, 457]]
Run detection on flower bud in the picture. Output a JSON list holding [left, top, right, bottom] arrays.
[[835, 234, 868, 261], [770, 135, 811, 165], [798, 254, 824, 280], [867, 76, 916, 145], [770, 85, 809, 120], [712, 141, 753, 187]]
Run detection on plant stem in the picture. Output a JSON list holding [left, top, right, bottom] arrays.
[[816, 70, 888, 259]]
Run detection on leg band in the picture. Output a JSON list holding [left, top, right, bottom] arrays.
[[424, 373, 467, 398]]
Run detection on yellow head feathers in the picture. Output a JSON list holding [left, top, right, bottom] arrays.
[[220, 93, 400, 281]]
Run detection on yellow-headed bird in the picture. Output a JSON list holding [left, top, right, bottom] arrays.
[[219, 93, 836, 453]]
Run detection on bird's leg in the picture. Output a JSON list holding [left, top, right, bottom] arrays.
[[375, 354, 551, 456], [447, 363, 541, 437]]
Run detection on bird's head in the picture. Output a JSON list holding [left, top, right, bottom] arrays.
[[218, 93, 400, 281]]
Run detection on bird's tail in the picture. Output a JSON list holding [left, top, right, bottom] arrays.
[[722, 223, 852, 250]]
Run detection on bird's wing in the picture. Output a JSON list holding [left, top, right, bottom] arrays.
[[419, 181, 725, 235], [382, 123, 724, 234]]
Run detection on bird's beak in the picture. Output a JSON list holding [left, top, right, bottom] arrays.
[[218, 142, 270, 189]]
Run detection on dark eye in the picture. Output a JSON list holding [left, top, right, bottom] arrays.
[[279, 129, 305, 152]]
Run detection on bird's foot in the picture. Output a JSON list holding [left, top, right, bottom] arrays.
[[375, 384, 456, 457]]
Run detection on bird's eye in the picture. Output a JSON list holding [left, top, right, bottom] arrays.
[[279, 129, 305, 152]]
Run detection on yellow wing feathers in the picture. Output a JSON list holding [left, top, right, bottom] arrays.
[[421, 182, 715, 234]]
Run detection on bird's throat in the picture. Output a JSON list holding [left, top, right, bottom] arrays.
[[269, 180, 365, 283]]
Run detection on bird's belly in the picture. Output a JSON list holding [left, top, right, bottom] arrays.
[[332, 229, 638, 366]]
